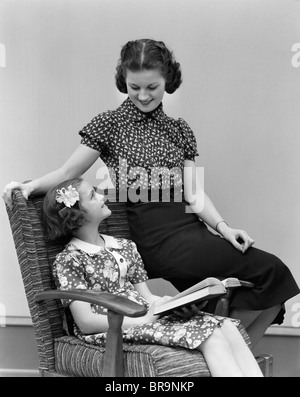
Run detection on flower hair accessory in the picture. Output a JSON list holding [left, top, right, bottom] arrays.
[[56, 185, 80, 208]]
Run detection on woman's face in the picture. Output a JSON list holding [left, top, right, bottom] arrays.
[[126, 69, 166, 113]]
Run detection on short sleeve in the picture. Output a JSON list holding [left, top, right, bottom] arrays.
[[178, 118, 199, 161], [127, 241, 149, 285], [52, 249, 88, 308], [79, 110, 113, 156]]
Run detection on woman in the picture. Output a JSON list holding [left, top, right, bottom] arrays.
[[3, 38, 299, 348]]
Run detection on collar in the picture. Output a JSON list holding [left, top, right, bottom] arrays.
[[118, 97, 166, 122], [69, 235, 122, 254]]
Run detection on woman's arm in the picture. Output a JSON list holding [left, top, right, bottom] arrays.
[[184, 160, 254, 253], [30, 144, 100, 194], [3, 144, 100, 208]]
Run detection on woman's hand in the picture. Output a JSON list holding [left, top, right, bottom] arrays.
[[2, 181, 32, 209], [218, 223, 255, 253]]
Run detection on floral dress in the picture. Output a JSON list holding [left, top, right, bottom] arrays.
[[53, 234, 239, 350]]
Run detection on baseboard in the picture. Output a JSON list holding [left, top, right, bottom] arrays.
[[3, 316, 33, 327], [0, 368, 39, 377], [3, 316, 300, 336], [265, 325, 300, 337]]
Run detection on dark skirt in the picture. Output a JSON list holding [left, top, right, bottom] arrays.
[[126, 201, 300, 325]]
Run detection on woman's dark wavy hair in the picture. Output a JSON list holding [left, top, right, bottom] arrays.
[[115, 39, 182, 94], [42, 178, 86, 240]]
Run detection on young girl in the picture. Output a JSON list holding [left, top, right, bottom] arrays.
[[42, 177, 263, 377], [3, 39, 299, 348]]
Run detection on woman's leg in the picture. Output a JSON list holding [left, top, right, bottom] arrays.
[[128, 202, 299, 348], [219, 319, 264, 377], [230, 305, 281, 348], [198, 327, 245, 377]]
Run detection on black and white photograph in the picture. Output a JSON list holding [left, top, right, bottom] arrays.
[[0, 0, 300, 378]]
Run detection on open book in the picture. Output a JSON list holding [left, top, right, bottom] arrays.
[[154, 277, 252, 316]]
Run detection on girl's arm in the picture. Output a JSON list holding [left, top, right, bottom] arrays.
[[184, 159, 255, 253], [69, 283, 170, 335], [70, 301, 110, 334], [3, 144, 100, 208], [133, 281, 162, 305]]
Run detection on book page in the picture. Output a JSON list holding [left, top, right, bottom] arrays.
[[221, 278, 241, 288], [154, 284, 226, 316], [165, 277, 221, 303], [221, 278, 253, 288]]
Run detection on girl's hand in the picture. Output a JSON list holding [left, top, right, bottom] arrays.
[[147, 296, 172, 321], [173, 301, 208, 318], [218, 224, 255, 253], [147, 294, 164, 306], [2, 181, 32, 209]]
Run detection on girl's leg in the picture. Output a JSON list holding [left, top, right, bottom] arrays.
[[230, 305, 281, 348], [220, 319, 264, 377], [198, 327, 244, 377]]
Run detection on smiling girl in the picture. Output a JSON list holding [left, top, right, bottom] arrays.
[[42, 177, 264, 377]]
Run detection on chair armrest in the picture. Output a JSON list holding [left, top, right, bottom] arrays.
[[35, 289, 147, 377], [35, 289, 147, 317]]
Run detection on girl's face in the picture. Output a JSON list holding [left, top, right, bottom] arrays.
[[126, 69, 166, 113], [77, 180, 111, 224]]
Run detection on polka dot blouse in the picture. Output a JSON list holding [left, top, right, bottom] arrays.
[[79, 98, 199, 192]]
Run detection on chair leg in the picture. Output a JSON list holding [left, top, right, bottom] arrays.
[[214, 290, 233, 317], [255, 354, 273, 377], [103, 311, 124, 377]]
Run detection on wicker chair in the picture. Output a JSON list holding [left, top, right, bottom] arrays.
[[5, 190, 273, 377]]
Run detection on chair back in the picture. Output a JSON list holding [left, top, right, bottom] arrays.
[[5, 190, 131, 372]]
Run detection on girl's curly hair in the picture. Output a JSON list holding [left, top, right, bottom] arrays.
[[42, 178, 86, 240], [115, 39, 182, 94]]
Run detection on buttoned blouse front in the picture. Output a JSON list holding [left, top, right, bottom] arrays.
[[79, 98, 199, 191], [52, 234, 149, 316]]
